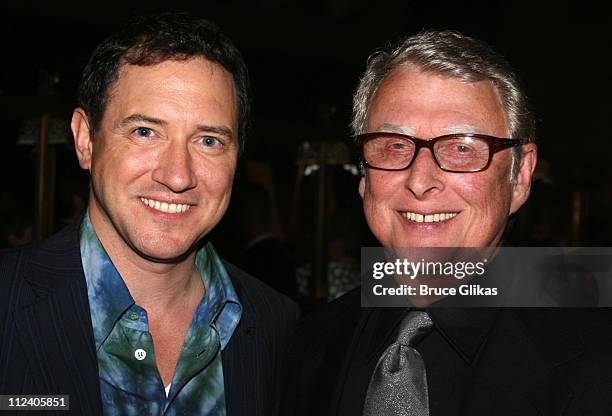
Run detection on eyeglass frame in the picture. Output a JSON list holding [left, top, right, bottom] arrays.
[[355, 131, 529, 173]]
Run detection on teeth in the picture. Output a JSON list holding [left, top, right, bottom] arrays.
[[402, 211, 457, 223], [140, 198, 191, 214]]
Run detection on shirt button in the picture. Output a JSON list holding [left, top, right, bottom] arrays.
[[128, 311, 140, 320], [134, 349, 147, 360]]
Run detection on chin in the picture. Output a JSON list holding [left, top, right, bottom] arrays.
[[132, 237, 196, 263], [392, 241, 449, 249], [141, 247, 194, 263]]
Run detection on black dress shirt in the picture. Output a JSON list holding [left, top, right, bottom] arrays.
[[333, 303, 500, 415], [282, 287, 612, 415]]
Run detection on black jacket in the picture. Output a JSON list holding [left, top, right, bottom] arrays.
[[0, 219, 299, 415], [282, 288, 612, 415]]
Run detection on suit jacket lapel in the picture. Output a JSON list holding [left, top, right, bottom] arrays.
[[461, 309, 579, 416], [14, 221, 102, 415], [222, 272, 260, 416], [336, 307, 407, 416]]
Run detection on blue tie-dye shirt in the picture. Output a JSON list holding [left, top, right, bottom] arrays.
[[80, 213, 242, 415]]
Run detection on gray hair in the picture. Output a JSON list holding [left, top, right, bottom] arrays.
[[351, 30, 535, 180]]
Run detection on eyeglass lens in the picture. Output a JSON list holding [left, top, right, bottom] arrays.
[[363, 134, 491, 172]]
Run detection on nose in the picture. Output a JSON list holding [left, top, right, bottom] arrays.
[[403, 148, 445, 199], [151, 142, 197, 193]]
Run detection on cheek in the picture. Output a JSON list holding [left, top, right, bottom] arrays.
[[93, 141, 154, 178], [453, 175, 487, 208], [363, 173, 399, 233], [365, 171, 402, 202], [455, 172, 513, 221], [196, 157, 237, 196], [363, 176, 387, 221]]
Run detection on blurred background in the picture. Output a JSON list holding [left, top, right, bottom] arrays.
[[0, 0, 610, 307]]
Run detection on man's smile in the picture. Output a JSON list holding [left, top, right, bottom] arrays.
[[399, 211, 459, 223], [140, 197, 193, 214]]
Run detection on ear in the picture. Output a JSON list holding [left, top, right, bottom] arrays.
[[358, 176, 366, 199], [509, 143, 537, 214], [71, 108, 94, 171]]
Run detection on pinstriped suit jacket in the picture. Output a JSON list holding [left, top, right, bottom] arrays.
[[0, 219, 299, 415]]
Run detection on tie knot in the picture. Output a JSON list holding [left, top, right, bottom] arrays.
[[396, 311, 433, 346]]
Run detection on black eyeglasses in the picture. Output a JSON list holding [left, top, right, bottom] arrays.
[[356, 132, 528, 173]]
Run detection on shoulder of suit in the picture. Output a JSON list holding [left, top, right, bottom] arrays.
[[509, 308, 612, 363], [0, 219, 81, 268], [222, 260, 300, 324], [0, 242, 35, 284], [511, 308, 612, 336], [0, 220, 82, 309], [287, 287, 363, 353]]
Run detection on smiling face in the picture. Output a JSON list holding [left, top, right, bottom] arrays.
[[72, 57, 238, 262], [360, 66, 536, 248]]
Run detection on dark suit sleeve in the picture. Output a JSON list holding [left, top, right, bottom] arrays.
[[0, 222, 102, 416], [0, 246, 36, 394], [280, 288, 363, 416], [221, 261, 300, 416]]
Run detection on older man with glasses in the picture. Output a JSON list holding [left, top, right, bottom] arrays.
[[282, 30, 612, 416]]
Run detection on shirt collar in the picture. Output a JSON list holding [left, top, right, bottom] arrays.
[[80, 211, 242, 351], [194, 241, 242, 350], [426, 307, 500, 364], [80, 213, 133, 350], [360, 305, 500, 367]]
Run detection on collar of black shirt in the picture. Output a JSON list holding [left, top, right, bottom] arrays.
[[359, 306, 500, 366]]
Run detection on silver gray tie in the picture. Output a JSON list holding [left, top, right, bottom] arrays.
[[363, 311, 433, 416]]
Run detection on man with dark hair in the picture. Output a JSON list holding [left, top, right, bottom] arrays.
[[283, 30, 612, 415], [0, 13, 297, 415]]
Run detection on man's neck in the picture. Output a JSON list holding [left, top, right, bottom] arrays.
[[89, 211, 204, 314], [122, 261, 204, 316]]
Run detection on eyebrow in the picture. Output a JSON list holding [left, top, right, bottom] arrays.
[[119, 113, 235, 139], [119, 114, 166, 128], [374, 123, 417, 136], [441, 124, 485, 134], [371, 123, 494, 138], [195, 124, 234, 139]]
